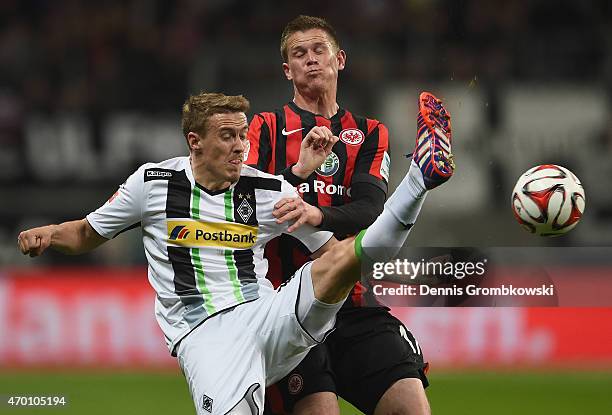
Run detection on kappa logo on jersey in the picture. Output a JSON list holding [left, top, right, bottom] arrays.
[[339, 128, 365, 145], [144, 168, 174, 181], [316, 152, 339, 177], [168, 225, 190, 240], [167, 220, 258, 248]]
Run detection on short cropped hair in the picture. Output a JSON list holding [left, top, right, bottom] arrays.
[[181, 92, 250, 138], [280, 15, 340, 61]]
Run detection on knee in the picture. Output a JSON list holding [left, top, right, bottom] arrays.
[[293, 392, 340, 415], [310, 237, 360, 304], [374, 378, 430, 415], [321, 237, 359, 276]]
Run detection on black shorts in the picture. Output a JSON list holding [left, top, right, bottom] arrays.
[[264, 308, 429, 415]]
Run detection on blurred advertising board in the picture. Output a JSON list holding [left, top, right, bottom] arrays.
[[0, 267, 611, 368]]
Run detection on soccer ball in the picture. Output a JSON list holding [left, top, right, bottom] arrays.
[[511, 164, 585, 236]]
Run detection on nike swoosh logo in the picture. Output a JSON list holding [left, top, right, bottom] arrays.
[[281, 127, 304, 136]]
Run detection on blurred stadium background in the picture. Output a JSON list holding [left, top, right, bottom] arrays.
[[1, 0, 611, 414]]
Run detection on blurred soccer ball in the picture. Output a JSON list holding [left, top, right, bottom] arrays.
[[511, 164, 585, 236]]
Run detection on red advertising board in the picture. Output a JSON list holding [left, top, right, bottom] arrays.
[[1, 268, 611, 368], [392, 307, 612, 368], [0, 267, 175, 368]]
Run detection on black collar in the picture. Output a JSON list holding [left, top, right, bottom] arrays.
[[195, 182, 230, 196], [287, 101, 345, 121]]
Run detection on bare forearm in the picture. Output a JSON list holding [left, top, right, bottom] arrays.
[[51, 219, 105, 254], [18, 219, 106, 257]]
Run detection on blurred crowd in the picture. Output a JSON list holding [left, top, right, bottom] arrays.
[[1, 0, 611, 264], [1, 0, 609, 113]]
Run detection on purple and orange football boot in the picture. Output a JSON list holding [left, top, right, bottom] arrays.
[[412, 92, 454, 189]]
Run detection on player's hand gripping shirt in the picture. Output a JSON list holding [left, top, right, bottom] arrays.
[[86, 156, 332, 354]]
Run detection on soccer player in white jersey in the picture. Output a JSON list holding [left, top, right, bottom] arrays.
[[18, 91, 453, 415]]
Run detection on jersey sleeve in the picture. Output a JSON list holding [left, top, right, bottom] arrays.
[[352, 121, 390, 194], [318, 181, 386, 237], [278, 179, 333, 253], [86, 164, 146, 239], [246, 114, 272, 171]]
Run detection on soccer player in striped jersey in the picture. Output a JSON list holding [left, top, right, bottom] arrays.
[[247, 15, 452, 415], [18, 92, 338, 414], [18, 87, 453, 414]]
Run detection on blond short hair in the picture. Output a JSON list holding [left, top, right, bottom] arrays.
[[181, 92, 250, 138]]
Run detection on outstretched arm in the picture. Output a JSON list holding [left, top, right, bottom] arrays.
[[18, 219, 107, 257]]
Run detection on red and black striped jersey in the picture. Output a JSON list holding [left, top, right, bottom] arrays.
[[247, 102, 390, 309]]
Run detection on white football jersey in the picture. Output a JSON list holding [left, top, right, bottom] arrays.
[[86, 156, 332, 354]]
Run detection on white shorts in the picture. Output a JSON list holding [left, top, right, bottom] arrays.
[[176, 262, 342, 415]]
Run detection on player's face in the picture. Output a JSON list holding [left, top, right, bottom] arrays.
[[200, 112, 248, 186], [283, 29, 346, 94]]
